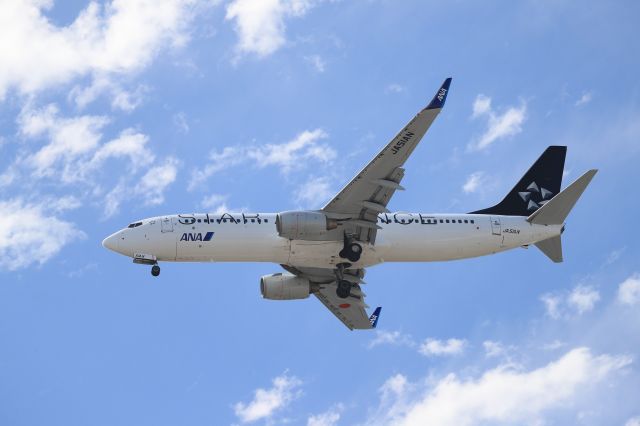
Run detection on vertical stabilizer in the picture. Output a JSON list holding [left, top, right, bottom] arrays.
[[471, 146, 566, 216]]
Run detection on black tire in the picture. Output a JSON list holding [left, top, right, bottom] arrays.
[[151, 265, 160, 276], [349, 243, 362, 254], [336, 280, 351, 299]]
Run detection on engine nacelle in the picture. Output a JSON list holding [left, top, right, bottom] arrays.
[[260, 273, 311, 300], [276, 211, 338, 240]]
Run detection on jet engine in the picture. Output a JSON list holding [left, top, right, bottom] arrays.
[[260, 273, 311, 300], [276, 211, 338, 240]]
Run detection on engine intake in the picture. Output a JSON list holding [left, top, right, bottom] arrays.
[[260, 273, 311, 300], [276, 211, 338, 240]]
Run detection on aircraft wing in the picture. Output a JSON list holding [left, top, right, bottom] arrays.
[[281, 265, 381, 330], [322, 78, 451, 243]]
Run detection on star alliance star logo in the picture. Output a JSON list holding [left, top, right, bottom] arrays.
[[519, 181, 553, 212]]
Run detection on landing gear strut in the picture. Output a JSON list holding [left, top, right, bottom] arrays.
[[334, 263, 352, 299], [339, 233, 362, 262], [336, 280, 351, 298], [151, 264, 160, 277]]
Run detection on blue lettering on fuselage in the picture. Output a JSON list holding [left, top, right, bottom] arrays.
[[180, 232, 214, 242]]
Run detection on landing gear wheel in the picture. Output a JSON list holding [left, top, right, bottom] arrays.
[[151, 264, 160, 277], [339, 234, 363, 262], [336, 280, 351, 299]]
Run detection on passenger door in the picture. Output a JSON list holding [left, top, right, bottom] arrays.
[[490, 217, 501, 236], [161, 216, 173, 233]]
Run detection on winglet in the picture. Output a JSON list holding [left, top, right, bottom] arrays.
[[369, 307, 382, 328], [426, 77, 452, 110]]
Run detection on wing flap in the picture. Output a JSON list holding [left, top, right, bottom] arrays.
[[322, 78, 451, 243]]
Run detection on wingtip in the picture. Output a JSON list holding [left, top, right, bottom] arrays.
[[425, 77, 452, 110], [369, 306, 382, 328]]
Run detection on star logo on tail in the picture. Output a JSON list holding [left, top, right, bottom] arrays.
[[519, 181, 553, 212]]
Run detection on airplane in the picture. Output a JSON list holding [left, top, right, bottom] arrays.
[[102, 78, 597, 330]]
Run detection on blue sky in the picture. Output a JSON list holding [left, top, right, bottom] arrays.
[[1, 1, 639, 425]]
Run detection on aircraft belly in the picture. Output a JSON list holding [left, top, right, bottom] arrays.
[[287, 240, 382, 269]]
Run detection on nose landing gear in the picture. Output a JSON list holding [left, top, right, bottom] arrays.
[[151, 264, 160, 277]]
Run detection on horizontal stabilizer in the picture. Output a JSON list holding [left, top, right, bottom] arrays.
[[535, 236, 563, 263], [528, 169, 597, 225]]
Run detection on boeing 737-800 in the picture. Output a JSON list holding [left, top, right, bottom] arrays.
[[103, 78, 597, 330]]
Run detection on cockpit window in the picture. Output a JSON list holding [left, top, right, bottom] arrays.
[[127, 222, 143, 228]]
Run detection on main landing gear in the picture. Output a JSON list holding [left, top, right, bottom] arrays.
[[151, 264, 160, 277], [335, 263, 352, 299], [339, 233, 362, 262]]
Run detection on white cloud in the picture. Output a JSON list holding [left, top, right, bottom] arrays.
[[0, 198, 85, 270], [173, 112, 190, 134], [471, 94, 492, 118], [482, 341, 507, 358], [541, 293, 562, 319], [541, 285, 600, 319], [419, 338, 466, 357], [567, 285, 601, 314], [135, 158, 179, 206], [0, 0, 206, 100], [248, 128, 332, 171], [103, 157, 179, 218], [605, 247, 626, 265], [385, 83, 406, 94], [541, 340, 566, 351], [190, 128, 334, 189], [626, 416, 640, 426], [69, 76, 149, 112], [307, 404, 343, 426], [294, 176, 334, 208], [19, 104, 109, 180], [469, 94, 526, 151], [575, 91, 593, 106], [305, 54, 326, 72], [201, 193, 230, 214], [225, 0, 316, 58], [462, 171, 486, 194], [233, 373, 302, 424], [368, 347, 631, 426], [368, 330, 416, 350], [17, 104, 155, 183], [618, 273, 640, 306]]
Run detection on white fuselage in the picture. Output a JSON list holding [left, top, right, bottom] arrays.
[[103, 212, 562, 269]]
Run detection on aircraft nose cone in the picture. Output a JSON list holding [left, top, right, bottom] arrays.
[[102, 233, 119, 252]]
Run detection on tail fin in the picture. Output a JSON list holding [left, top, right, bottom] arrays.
[[471, 146, 567, 216], [527, 169, 597, 225]]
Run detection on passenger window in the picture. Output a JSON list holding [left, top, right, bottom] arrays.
[[439, 219, 443, 223], [197, 219, 201, 223], [458, 220, 462, 223], [445, 219, 450, 223], [471, 220, 475, 224], [464, 220, 468, 223], [251, 219, 255, 223]]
